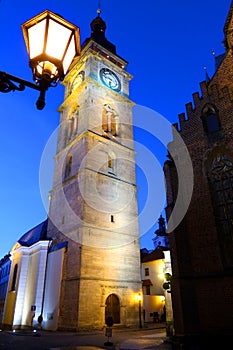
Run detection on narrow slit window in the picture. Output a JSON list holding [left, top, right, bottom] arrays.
[[64, 154, 72, 179], [11, 264, 18, 291], [108, 155, 113, 172], [108, 153, 116, 174]]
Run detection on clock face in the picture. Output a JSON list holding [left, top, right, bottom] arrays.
[[99, 68, 121, 91]]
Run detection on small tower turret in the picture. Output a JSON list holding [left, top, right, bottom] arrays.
[[82, 8, 116, 54], [153, 215, 169, 249]]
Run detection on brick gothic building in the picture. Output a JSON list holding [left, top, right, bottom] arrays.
[[164, 1, 233, 346]]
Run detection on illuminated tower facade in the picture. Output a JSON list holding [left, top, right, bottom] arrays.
[[46, 11, 142, 330]]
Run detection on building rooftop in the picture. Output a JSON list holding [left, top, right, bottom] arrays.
[[141, 247, 165, 263], [18, 220, 48, 247]]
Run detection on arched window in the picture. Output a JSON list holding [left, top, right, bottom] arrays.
[[102, 104, 119, 137], [67, 103, 79, 142], [111, 115, 119, 136], [102, 107, 108, 134], [201, 104, 220, 134], [64, 154, 72, 179], [11, 264, 18, 291], [206, 150, 233, 267]]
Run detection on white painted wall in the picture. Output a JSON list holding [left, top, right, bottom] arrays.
[[42, 247, 64, 330]]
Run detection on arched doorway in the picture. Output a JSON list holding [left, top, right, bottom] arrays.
[[105, 294, 120, 324]]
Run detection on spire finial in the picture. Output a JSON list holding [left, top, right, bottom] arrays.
[[204, 66, 210, 82], [97, 0, 101, 16]]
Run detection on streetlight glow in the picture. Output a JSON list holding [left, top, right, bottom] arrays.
[[135, 293, 142, 328], [135, 293, 142, 302]]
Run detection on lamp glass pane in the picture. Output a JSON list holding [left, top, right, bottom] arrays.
[[63, 35, 76, 74], [46, 19, 71, 60], [28, 20, 46, 59]]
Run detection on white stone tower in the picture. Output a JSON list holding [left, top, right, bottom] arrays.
[[47, 10, 142, 330]]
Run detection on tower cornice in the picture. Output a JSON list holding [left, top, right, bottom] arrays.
[[68, 40, 130, 76], [54, 128, 136, 160], [59, 75, 135, 111], [51, 165, 138, 195]]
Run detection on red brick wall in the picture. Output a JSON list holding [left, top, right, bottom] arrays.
[[164, 8, 233, 336]]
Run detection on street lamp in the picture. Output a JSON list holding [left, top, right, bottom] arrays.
[[0, 9, 80, 110], [136, 293, 142, 328], [163, 272, 172, 293]]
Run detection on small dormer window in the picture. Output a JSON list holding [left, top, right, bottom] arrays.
[[201, 103, 220, 134]]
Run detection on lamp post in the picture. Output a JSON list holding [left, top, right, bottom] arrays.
[[0, 9, 80, 110], [163, 272, 172, 293], [136, 293, 142, 329]]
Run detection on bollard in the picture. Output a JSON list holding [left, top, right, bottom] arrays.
[[104, 316, 114, 346]]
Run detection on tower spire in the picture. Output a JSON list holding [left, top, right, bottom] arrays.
[[97, 0, 101, 16], [83, 1, 116, 54]]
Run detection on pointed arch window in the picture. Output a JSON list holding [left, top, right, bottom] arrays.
[[102, 104, 119, 138], [64, 154, 72, 179], [206, 151, 233, 267], [201, 104, 220, 134], [111, 114, 119, 136], [66, 103, 79, 143], [11, 263, 18, 291]]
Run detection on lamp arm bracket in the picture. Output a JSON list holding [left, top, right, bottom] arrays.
[[0, 71, 41, 93]]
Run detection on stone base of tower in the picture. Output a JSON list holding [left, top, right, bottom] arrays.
[[79, 279, 142, 330], [57, 278, 142, 331], [47, 229, 143, 331]]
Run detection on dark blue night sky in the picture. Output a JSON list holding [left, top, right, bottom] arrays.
[[0, 0, 231, 256]]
